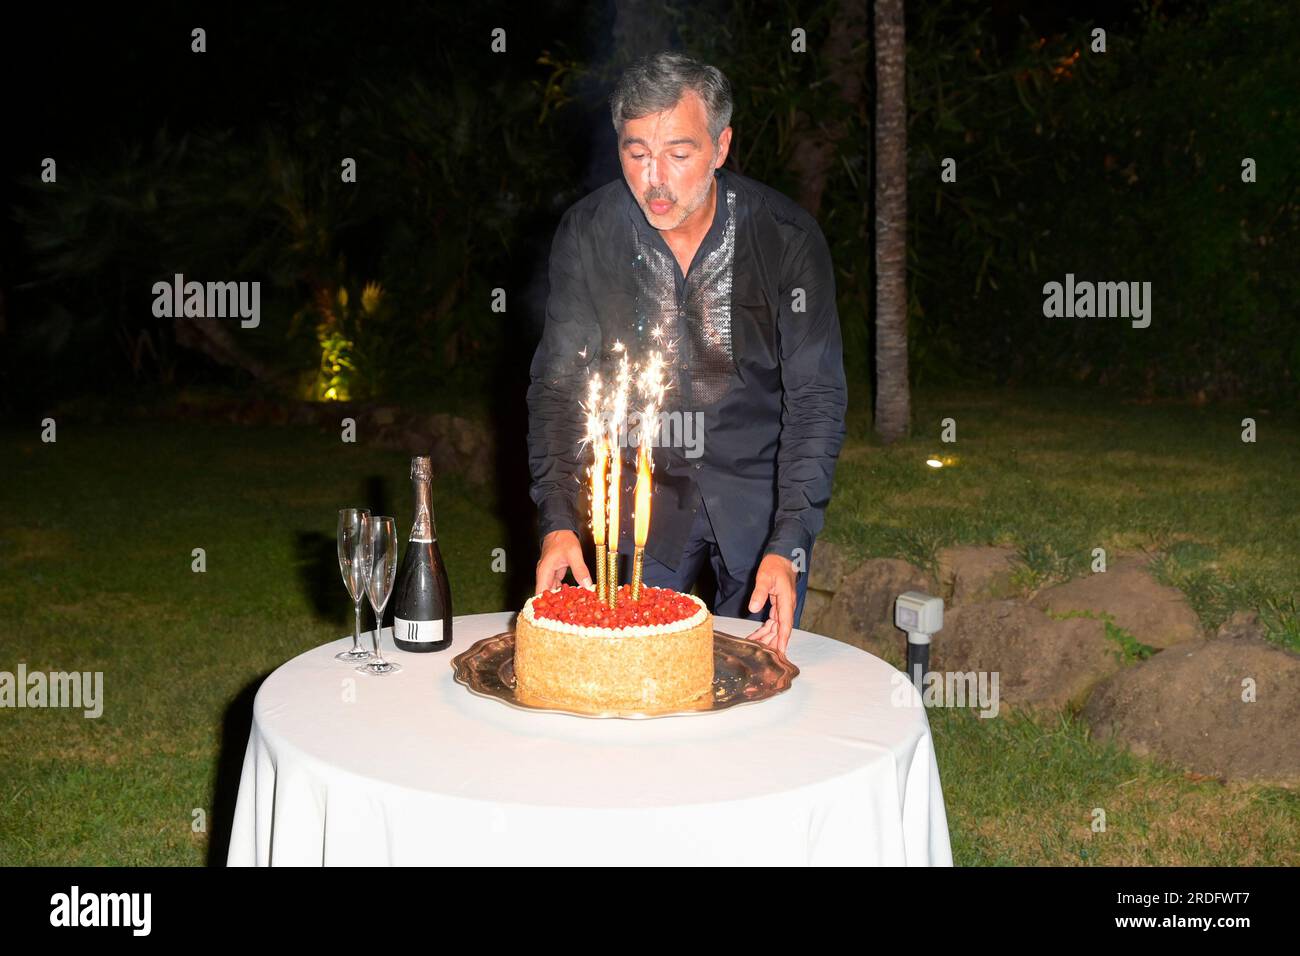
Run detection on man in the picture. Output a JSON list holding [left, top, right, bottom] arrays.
[[528, 51, 847, 655]]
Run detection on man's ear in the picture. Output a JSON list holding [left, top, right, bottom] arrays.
[[714, 127, 733, 169]]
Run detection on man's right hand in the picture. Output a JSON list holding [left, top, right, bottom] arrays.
[[534, 530, 593, 595]]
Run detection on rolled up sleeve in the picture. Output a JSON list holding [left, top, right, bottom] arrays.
[[762, 223, 848, 565]]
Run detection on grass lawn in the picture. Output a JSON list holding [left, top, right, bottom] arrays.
[[830, 387, 1300, 652], [0, 386, 1297, 865]]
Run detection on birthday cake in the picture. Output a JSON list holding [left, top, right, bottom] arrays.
[[515, 583, 715, 711]]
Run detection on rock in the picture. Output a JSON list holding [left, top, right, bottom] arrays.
[[799, 589, 833, 633], [1031, 556, 1201, 649], [430, 413, 481, 457], [809, 540, 853, 593], [1083, 633, 1300, 782], [1216, 609, 1264, 641], [819, 559, 936, 661], [425, 413, 494, 484], [162, 395, 498, 485], [932, 600, 1122, 713], [936, 545, 1020, 605]]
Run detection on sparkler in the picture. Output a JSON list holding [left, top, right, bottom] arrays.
[[606, 345, 631, 608], [582, 339, 671, 608], [585, 374, 608, 603], [630, 350, 666, 600]]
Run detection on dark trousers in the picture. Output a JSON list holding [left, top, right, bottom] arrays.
[[634, 496, 810, 627]]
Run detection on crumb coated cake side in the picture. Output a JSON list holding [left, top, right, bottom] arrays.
[[515, 584, 714, 710]]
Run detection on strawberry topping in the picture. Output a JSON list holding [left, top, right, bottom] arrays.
[[532, 584, 699, 629]]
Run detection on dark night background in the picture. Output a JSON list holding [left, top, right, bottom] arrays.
[[5, 0, 1295, 416]]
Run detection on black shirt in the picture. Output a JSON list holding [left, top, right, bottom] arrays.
[[527, 165, 848, 580]]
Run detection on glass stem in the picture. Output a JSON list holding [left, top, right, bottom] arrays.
[[353, 601, 364, 651], [371, 609, 384, 662]]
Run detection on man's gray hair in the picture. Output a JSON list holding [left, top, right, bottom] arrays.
[[609, 51, 733, 144]]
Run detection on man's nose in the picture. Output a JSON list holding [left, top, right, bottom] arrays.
[[645, 155, 663, 186]]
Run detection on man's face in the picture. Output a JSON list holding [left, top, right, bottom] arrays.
[[619, 90, 732, 233]]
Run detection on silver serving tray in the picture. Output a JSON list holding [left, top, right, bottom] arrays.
[[450, 627, 799, 719]]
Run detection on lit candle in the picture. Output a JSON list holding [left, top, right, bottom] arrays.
[[631, 442, 651, 600], [607, 434, 621, 608], [591, 436, 608, 603], [606, 348, 631, 608], [630, 351, 665, 602], [584, 374, 607, 602]]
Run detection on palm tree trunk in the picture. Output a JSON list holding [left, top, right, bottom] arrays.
[[874, 0, 911, 442]]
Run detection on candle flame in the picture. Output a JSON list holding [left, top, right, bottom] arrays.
[[608, 439, 621, 555], [634, 443, 651, 546]]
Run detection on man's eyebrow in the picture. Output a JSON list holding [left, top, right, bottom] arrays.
[[621, 136, 701, 149]]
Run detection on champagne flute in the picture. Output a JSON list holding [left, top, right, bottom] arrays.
[[358, 516, 402, 676], [336, 508, 373, 662]]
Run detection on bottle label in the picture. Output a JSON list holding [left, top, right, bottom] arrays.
[[393, 616, 444, 643]]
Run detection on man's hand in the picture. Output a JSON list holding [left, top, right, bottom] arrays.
[[744, 554, 797, 655], [534, 530, 593, 596]]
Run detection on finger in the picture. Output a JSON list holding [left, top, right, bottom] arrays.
[[571, 555, 593, 589], [771, 600, 790, 653], [763, 610, 779, 644], [776, 580, 794, 650]]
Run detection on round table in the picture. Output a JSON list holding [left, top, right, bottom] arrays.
[[227, 612, 953, 866]]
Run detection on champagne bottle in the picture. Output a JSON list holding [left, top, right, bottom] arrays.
[[391, 456, 453, 652]]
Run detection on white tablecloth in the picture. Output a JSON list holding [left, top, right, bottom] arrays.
[[227, 612, 953, 866]]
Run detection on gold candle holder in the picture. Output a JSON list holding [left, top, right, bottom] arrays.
[[631, 547, 644, 600], [595, 543, 607, 604], [608, 550, 619, 608]]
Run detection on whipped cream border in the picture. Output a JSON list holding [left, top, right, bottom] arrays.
[[523, 585, 709, 637]]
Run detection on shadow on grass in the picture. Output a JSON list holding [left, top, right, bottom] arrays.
[[295, 531, 341, 620], [207, 672, 271, 866], [362, 474, 393, 522]]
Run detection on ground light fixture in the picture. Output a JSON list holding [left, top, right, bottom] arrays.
[[895, 591, 945, 690]]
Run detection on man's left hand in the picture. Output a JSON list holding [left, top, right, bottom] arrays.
[[744, 554, 797, 655]]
